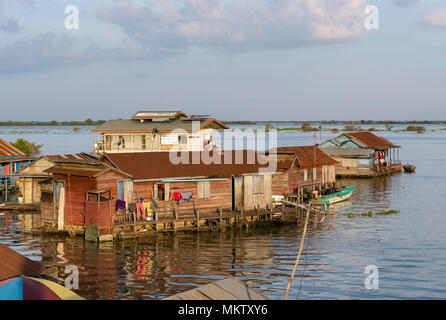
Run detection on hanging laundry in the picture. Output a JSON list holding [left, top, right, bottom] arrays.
[[143, 202, 151, 219], [115, 199, 126, 211], [136, 203, 144, 220], [181, 192, 193, 201], [128, 202, 137, 213], [4, 165, 10, 175], [173, 192, 182, 201]]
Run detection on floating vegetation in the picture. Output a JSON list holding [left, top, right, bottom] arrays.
[[347, 209, 399, 218]]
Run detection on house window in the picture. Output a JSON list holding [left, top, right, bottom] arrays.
[[118, 135, 125, 149], [178, 135, 188, 145], [141, 135, 146, 150], [303, 169, 308, 181], [252, 175, 264, 194], [155, 184, 169, 201], [105, 135, 112, 151], [313, 168, 317, 180], [198, 181, 211, 199]]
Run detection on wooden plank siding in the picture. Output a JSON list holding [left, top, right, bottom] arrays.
[[40, 170, 130, 230]]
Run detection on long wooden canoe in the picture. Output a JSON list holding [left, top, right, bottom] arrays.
[[311, 185, 355, 206]]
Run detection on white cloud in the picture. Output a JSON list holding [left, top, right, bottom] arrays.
[[422, 8, 446, 27], [97, 0, 370, 52]]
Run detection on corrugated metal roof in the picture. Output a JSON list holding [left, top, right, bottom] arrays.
[[92, 118, 228, 133], [0, 156, 34, 163], [265, 152, 299, 171], [46, 153, 100, 161], [44, 160, 132, 178], [345, 132, 400, 149], [0, 138, 25, 157], [276, 146, 338, 168], [0, 244, 46, 281], [132, 111, 188, 120], [318, 147, 373, 157], [104, 150, 272, 180], [163, 276, 268, 300]]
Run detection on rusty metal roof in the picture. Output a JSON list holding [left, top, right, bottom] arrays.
[[44, 160, 132, 178], [0, 244, 46, 281], [345, 132, 400, 149], [277, 146, 338, 168], [0, 138, 25, 157], [45, 153, 100, 161], [103, 150, 272, 180]]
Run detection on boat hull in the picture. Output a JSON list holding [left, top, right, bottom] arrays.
[[311, 185, 355, 205]]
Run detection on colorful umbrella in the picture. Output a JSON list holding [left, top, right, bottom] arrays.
[[0, 276, 85, 300]]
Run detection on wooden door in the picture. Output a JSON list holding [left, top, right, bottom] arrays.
[[118, 179, 133, 208], [232, 176, 244, 211]]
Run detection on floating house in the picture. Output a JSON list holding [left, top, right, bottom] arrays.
[[319, 132, 402, 177], [91, 111, 229, 154], [38, 150, 275, 239], [15, 153, 99, 204], [270, 146, 338, 202], [39, 159, 132, 235], [102, 150, 274, 216], [0, 138, 34, 202]]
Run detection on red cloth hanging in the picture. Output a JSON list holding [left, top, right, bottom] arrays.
[[173, 192, 182, 201]]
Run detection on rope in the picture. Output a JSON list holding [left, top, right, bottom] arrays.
[[284, 202, 312, 300]]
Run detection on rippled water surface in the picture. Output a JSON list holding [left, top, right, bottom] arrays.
[[1, 128, 446, 299]]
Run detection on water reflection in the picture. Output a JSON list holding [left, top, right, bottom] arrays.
[[1, 130, 446, 299]]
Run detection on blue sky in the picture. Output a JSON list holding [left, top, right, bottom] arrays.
[[0, 0, 445, 121]]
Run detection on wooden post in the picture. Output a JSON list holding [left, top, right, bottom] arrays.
[[196, 210, 200, 232], [155, 208, 158, 232], [133, 207, 137, 236], [219, 207, 223, 232], [5, 177, 8, 203], [174, 208, 177, 232]]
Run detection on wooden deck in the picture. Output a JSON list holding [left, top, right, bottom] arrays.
[[112, 206, 308, 240], [0, 202, 40, 213], [163, 276, 269, 300]]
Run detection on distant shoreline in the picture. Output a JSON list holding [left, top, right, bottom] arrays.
[[1, 120, 445, 126], [224, 120, 446, 125]]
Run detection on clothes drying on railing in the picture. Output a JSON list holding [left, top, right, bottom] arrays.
[[115, 199, 126, 211]]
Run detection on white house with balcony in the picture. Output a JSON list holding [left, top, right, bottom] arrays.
[[92, 111, 229, 154]]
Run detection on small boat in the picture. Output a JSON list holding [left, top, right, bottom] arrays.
[[403, 164, 416, 173], [311, 185, 355, 206]]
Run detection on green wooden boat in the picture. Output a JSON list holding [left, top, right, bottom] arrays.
[[311, 185, 355, 205]]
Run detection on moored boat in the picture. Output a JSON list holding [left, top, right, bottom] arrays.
[[311, 185, 355, 205], [403, 164, 416, 173]]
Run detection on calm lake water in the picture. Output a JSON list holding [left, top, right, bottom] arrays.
[[1, 126, 446, 299]]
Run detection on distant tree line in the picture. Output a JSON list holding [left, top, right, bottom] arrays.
[[0, 119, 106, 126], [225, 120, 446, 125]]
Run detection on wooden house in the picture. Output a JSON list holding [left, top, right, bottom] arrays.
[[102, 150, 274, 218], [319, 132, 402, 177], [40, 159, 132, 235], [0, 137, 34, 202], [15, 153, 99, 204], [271, 146, 338, 201], [92, 111, 229, 154]]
